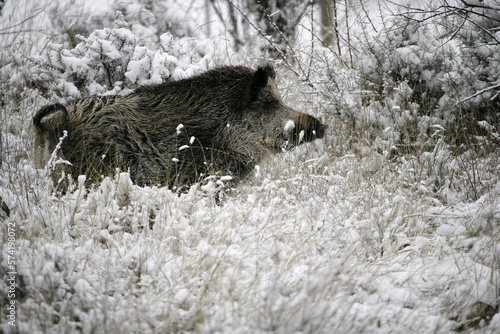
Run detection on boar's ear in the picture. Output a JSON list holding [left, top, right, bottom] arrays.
[[33, 103, 68, 131], [250, 64, 276, 101]]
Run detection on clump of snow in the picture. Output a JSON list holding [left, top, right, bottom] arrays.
[[284, 119, 295, 132]]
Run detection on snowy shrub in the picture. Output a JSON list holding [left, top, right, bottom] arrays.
[[437, 0, 500, 146], [29, 0, 200, 49], [351, 0, 500, 147], [344, 9, 450, 148], [452, 0, 500, 105], [28, 27, 209, 101], [359, 14, 447, 114]]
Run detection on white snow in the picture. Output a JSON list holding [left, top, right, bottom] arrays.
[[0, 0, 499, 333], [284, 119, 295, 132], [176, 123, 184, 135]]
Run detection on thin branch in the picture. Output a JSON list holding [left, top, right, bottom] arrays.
[[208, 0, 242, 46], [344, 0, 353, 67], [454, 10, 500, 45], [437, 15, 467, 46], [456, 83, 500, 105], [359, 0, 378, 33], [460, 0, 500, 12], [332, 0, 342, 58], [307, 2, 314, 82], [395, 2, 500, 25], [297, 20, 350, 69], [227, 0, 315, 88], [391, 1, 500, 46], [0, 6, 45, 34], [446, 3, 500, 24]]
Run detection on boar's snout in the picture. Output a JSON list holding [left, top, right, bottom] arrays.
[[314, 122, 328, 139], [284, 110, 328, 147]]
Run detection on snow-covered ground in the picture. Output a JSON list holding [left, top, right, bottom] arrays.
[[1, 1, 499, 333]]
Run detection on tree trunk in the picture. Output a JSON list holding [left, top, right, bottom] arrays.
[[319, 0, 334, 46]]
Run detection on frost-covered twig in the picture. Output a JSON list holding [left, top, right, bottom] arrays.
[[45, 130, 72, 173], [456, 83, 500, 105]]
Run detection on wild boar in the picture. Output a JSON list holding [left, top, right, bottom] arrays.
[[33, 64, 327, 189]]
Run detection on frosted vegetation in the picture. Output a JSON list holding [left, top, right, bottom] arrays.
[[0, 0, 499, 332]]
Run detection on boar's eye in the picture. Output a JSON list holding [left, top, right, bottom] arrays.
[[264, 98, 279, 108]]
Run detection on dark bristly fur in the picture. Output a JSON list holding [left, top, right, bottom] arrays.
[[33, 65, 328, 189]]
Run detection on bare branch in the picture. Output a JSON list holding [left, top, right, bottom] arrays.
[[457, 83, 500, 105], [460, 0, 500, 12], [344, 0, 353, 67], [332, 0, 342, 57], [227, 0, 315, 88], [208, 0, 242, 47], [359, 0, 378, 33], [297, 20, 350, 69], [0, 6, 45, 34]]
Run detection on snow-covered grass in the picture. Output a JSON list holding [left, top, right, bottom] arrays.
[[1, 130, 499, 333], [1, 0, 499, 333]]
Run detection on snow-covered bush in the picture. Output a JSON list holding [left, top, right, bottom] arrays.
[[437, 0, 500, 146], [0, 0, 212, 111], [28, 27, 210, 101], [346, 8, 451, 149], [317, 0, 499, 149], [359, 13, 447, 114]]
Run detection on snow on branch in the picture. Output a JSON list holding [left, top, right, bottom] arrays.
[[457, 83, 500, 105]]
